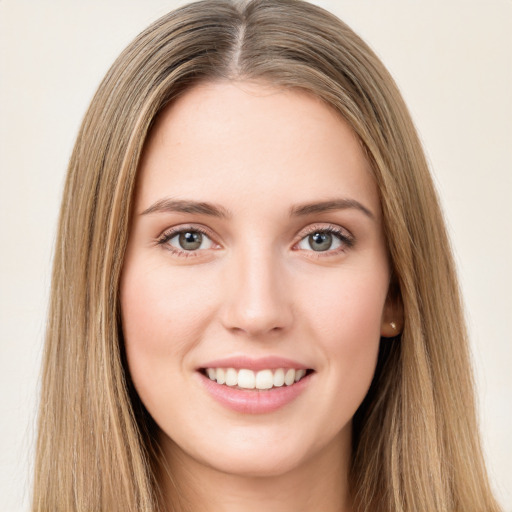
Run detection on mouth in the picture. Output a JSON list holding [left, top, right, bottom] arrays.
[[197, 356, 315, 413], [199, 367, 314, 391]]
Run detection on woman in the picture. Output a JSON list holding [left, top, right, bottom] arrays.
[[33, 0, 501, 511]]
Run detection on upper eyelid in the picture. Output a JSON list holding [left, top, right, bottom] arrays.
[[295, 222, 353, 239], [158, 223, 216, 240], [158, 222, 350, 235]]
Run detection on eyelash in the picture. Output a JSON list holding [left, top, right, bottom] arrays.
[[294, 224, 354, 258], [157, 225, 215, 258], [156, 223, 354, 258]]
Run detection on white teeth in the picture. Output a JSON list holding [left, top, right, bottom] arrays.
[[225, 368, 237, 386], [255, 369, 273, 389], [284, 369, 296, 386], [238, 369, 255, 389], [295, 369, 306, 382], [273, 368, 285, 387], [216, 368, 226, 385], [206, 367, 308, 389]]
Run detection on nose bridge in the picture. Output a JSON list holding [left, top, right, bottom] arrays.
[[221, 239, 292, 336]]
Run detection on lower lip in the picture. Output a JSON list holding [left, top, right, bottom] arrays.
[[198, 372, 312, 414]]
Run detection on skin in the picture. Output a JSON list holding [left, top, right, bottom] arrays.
[[120, 81, 400, 512]]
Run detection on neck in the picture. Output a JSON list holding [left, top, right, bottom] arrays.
[[157, 432, 353, 512]]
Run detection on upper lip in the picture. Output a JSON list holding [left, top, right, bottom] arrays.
[[199, 356, 311, 372]]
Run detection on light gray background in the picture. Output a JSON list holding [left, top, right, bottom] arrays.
[[1, 1, 511, 510]]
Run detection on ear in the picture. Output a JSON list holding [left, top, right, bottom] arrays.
[[380, 282, 404, 338]]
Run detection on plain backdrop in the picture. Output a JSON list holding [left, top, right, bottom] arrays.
[[1, 1, 511, 510]]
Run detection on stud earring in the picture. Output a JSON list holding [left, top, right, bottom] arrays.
[[390, 321, 397, 330]]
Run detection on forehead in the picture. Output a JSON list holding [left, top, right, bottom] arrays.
[[136, 80, 380, 218]]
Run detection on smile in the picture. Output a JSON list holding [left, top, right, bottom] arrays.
[[204, 367, 308, 390]]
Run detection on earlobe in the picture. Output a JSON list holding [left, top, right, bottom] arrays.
[[381, 319, 402, 338], [380, 285, 404, 338]]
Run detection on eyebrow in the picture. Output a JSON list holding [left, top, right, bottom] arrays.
[[289, 198, 375, 220], [140, 197, 374, 220], [140, 198, 231, 218]]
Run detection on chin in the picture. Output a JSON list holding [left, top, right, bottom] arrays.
[[200, 448, 310, 479], [161, 421, 350, 482]]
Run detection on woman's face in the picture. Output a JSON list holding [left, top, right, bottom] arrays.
[[121, 81, 396, 478]]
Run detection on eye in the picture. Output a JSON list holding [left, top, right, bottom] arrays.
[[296, 226, 353, 254], [158, 227, 216, 254]]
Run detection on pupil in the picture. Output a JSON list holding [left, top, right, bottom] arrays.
[[310, 232, 332, 251], [179, 231, 202, 250]]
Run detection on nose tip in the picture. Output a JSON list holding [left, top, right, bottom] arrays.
[[220, 256, 293, 338], [226, 300, 287, 337]]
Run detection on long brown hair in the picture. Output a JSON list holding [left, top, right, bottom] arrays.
[[33, 1, 501, 510]]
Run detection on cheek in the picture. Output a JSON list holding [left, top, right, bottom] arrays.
[[304, 265, 388, 341], [121, 261, 214, 350], [302, 267, 387, 403], [119, 261, 216, 403]]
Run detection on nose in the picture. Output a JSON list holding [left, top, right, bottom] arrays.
[[220, 246, 293, 338]]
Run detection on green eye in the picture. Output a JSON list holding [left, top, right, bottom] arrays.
[[162, 229, 215, 252], [297, 228, 349, 253], [308, 232, 333, 252], [178, 231, 203, 250]]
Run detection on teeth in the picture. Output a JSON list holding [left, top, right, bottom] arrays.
[[206, 367, 308, 389], [273, 368, 285, 387], [295, 369, 306, 382], [238, 369, 255, 389], [284, 369, 295, 386], [255, 369, 273, 389], [216, 368, 226, 385], [225, 368, 237, 386]]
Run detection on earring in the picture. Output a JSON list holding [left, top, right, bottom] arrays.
[[390, 321, 397, 330]]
